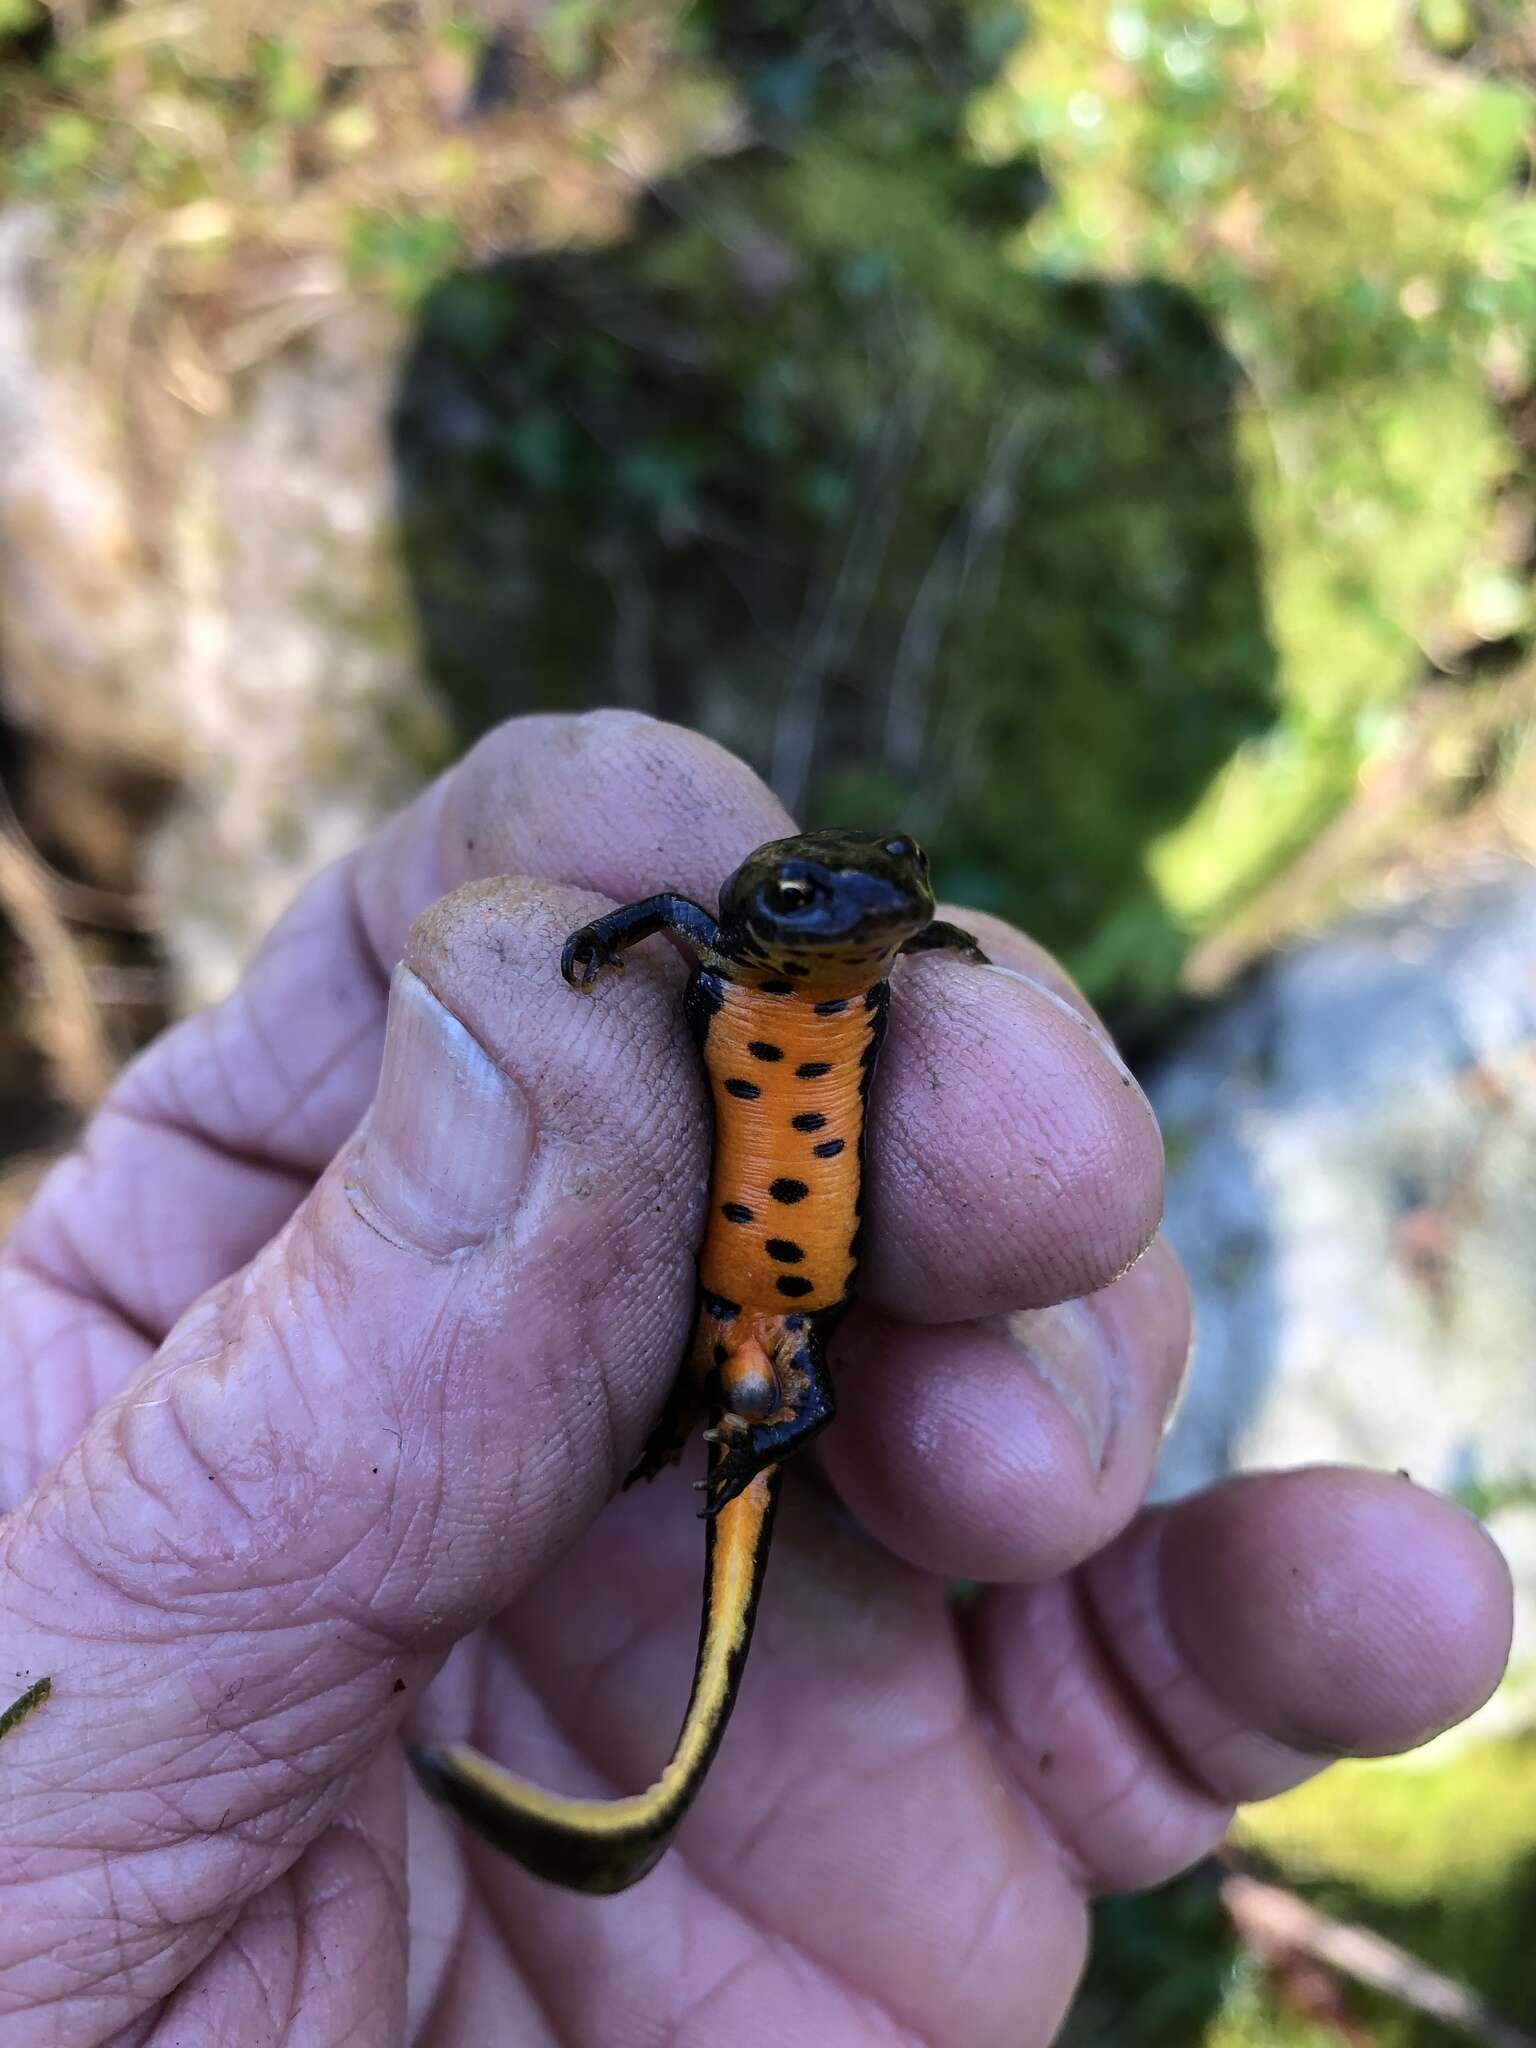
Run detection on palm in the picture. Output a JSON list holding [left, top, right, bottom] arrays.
[[412, 1469, 1023, 2042], [0, 714, 1510, 2048]]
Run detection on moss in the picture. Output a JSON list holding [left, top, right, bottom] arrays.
[[975, 0, 1533, 955], [1231, 1740, 1536, 2046], [394, 0, 1533, 1009], [396, 19, 1279, 999], [0, 4, 726, 308], [3, 0, 1528, 1015], [1235, 1738, 1536, 1907], [1062, 1736, 1536, 2044]]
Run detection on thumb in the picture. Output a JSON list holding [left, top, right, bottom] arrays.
[[0, 880, 704, 2039]]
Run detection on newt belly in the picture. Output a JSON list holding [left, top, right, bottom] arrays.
[[699, 977, 882, 1314], [410, 829, 985, 1892]]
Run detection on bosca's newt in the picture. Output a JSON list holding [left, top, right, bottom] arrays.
[[410, 831, 987, 1892]]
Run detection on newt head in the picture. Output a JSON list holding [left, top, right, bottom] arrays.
[[718, 829, 935, 983]]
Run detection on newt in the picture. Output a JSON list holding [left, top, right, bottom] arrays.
[[410, 830, 986, 1893]]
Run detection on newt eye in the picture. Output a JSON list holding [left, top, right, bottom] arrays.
[[765, 877, 816, 915]]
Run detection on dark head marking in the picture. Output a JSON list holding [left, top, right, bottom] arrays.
[[776, 1275, 815, 1298], [769, 1177, 809, 1205], [715, 830, 936, 974]]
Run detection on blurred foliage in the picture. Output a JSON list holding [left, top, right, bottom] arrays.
[[0, 2, 729, 304], [972, 0, 1536, 977], [394, 0, 1535, 1004], [396, 1, 1278, 993], [1064, 1735, 1536, 2045], [1, 1, 1531, 1006], [397, 131, 1273, 985]]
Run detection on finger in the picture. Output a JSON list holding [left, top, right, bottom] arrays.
[[3, 712, 791, 1360], [968, 1467, 1513, 1894], [0, 879, 711, 2042], [949, 905, 1109, 1036], [138, 1755, 407, 2048], [359, 705, 795, 968], [867, 938, 1162, 1318], [823, 1235, 1192, 1581]]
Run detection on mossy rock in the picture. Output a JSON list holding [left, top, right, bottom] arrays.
[[394, 94, 1276, 1002]]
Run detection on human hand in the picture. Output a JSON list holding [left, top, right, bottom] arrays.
[[0, 714, 1511, 2046]]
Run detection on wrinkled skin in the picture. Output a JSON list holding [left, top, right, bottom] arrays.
[[0, 713, 1512, 2048]]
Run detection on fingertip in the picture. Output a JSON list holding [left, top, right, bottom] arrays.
[[937, 906, 1105, 1031], [825, 1316, 1109, 1582], [1161, 1466, 1514, 1758], [442, 709, 794, 911], [826, 1243, 1190, 1583], [866, 961, 1164, 1318]]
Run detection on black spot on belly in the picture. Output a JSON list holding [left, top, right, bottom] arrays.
[[796, 1061, 832, 1079], [764, 1238, 805, 1263], [747, 1041, 784, 1062], [704, 1293, 740, 1322], [776, 1275, 814, 1298], [724, 1077, 761, 1100], [813, 997, 849, 1015], [813, 1137, 846, 1158], [769, 1177, 809, 1204], [721, 1202, 753, 1224], [713, 1342, 729, 1367], [792, 1111, 827, 1132], [759, 980, 795, 995]]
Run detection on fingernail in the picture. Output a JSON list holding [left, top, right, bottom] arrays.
[[1004, 1298, 1117, 1475], [349, 966, 534, 1255], [983, 963, 1147, 1094]]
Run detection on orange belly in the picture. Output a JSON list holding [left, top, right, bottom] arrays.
[[697, 981, 878, 1314]]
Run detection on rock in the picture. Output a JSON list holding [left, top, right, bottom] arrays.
[[146, 297, 446, 1006], [1149, 860, 1536, 1731], [0, 207, 444, 1005], [0, 209, 179, 772]]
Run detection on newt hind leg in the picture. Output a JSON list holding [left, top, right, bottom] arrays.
[[623, 1360, 706, 1489], [700, 1319, 834, 1518]]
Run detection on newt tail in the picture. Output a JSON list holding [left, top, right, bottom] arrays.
[[412, 1463, 777, 1893], [409, 830, 985, 1892]]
